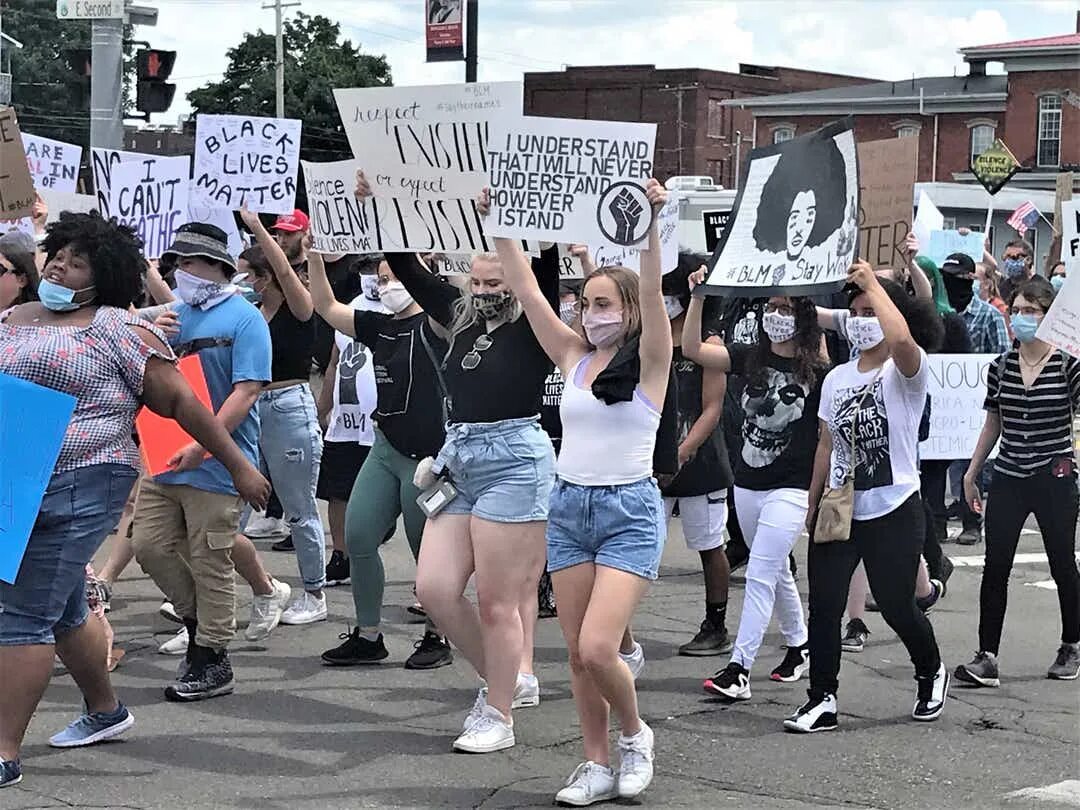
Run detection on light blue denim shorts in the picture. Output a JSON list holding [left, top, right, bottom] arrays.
[[546, 476, 667, 580], [433, 417, 556, 523]]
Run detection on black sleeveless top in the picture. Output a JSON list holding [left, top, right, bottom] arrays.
[[267, 303, 315, 382]]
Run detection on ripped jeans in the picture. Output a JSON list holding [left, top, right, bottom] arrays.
[[258, 384, 326, 591]]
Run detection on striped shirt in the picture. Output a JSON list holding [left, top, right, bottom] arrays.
[[984, 348, 1080, 478]]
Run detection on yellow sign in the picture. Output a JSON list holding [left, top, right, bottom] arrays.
[[970, 138, 1020, 196]]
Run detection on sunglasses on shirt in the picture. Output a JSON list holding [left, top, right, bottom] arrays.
[[461, 333, 493, 370]]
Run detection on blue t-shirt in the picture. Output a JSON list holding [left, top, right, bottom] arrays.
[[155, 296, 271, 496]]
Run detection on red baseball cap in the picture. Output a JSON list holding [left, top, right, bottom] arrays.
[[271, 209, 310, 232]]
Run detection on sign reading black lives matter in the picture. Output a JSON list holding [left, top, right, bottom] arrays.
[[483, 116, 657, 247], [701, 118, 858, 297], [192, 114, 302, 214]]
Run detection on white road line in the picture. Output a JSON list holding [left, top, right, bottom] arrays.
[[1006, 781, 1080, 806], [951, 552, 1080, 568], [1024, 580, 1058, 591]]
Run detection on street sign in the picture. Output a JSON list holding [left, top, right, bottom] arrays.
[[56, 0, 125, 20]]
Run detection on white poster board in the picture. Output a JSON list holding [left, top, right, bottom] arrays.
[[912, 191, 944, 253], [187, 189, 245, 260], [193, 114, 301, 214], [919, 353, 998, 460], [22, 134, 81, 194], [92, 148, 156, 219], [107, 156, 190, 258], [1038, 198, 1080, 355]]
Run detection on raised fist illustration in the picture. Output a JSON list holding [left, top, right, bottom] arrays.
[[609, 187, 644, 244]]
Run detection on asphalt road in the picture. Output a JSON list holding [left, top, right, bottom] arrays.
[[6, 518, 1079, 810]]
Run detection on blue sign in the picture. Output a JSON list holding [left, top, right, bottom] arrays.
[[926, 229, 985, 267], [0, 373, 76, 584]]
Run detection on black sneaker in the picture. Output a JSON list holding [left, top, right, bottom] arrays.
[[678, 619, 733, 656], [954, 651, 1000, 687], [725, 543, 749, 572], [956, 527, 981, 546], [404, 631, 453, 670], [783, 693, 838, 733], [912, 663, 949, 721], [164, 646, 234, 702], [703, 662, 751, 700], [841, 618, 870, 653], [789, 553, 799, 581], [325, 550, 351, 586], [272, 536, 295, 552], [932, 555, 955, 595], [1047, 643, 1080, 680], [770, 644, 809, 682], [321, 627, 389, 666], [916, 580, 943, 613]]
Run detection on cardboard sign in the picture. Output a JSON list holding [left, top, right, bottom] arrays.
[[92, 147, 156, 218], [919, 354, 998, 460], [1039, 199, 1080, 356], [23, 133, 81, 194], [926, 229, 986, 266], [856, 137, 917, 268], [135, 354, 213, 476], [193, 114, 301, 214], [0, 108, 37, 219], [970, 138, 1020, 196], [108, 156, 190, 259], [703, 209, 731, 253], [485, 115, 657, 246], [703, 118, 859, 297], [0, 373, 77, 584]]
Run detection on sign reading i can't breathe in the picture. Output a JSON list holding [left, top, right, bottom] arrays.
[[193, 114, 301, 214], [484, 116, 657, 246], [108, 156, 190, 259]]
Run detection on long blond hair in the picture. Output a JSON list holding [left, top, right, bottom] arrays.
[[583, 265, 641, 345], [444, 252, 524, 359]]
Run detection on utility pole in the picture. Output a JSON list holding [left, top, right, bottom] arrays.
[[465, 0, 478, 83], [657, 84, 698, 178], [91, 17, 125, 149], [263, 0, 301, 118]]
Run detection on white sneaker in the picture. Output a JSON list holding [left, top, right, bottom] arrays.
[[158, 626, 189, 656], [783, 693, 839, 733], [616, 721, 654, 798], [555, 761, 617, 806], [463, 687, 488, 732], [619, 641, 645, 680], [513, 672, 540, 708], [452, 705, 515, 753], [244, 514, 288, 538], [159, 601, 182, 624], [245, 578, 292, 641], [280, 591, 328, 625]]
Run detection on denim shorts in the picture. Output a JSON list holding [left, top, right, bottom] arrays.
[[0, 463, 137, 645], [433, 417, 556, 523], [546, 476, 667, 580]]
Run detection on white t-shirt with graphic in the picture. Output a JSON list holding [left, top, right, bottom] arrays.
[[325, 293, 383, 445], [818, 349, 929, 520]]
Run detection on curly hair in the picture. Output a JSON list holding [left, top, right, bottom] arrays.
[[42, 211, 145, 309], [849, 277, 944, 353], [747, 296, 826, 387]]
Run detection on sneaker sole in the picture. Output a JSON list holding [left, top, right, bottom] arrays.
[[404, 653, 455, 671], [244, 530, 288, 539], [841, 644, 864, 653], [0, 774, 22, 788], [1048, 670, 1080, 680], [617, 774, 653, 799], [158, 645, 187, 656], [325, 578, 351, 587], [321, 653, 389, 666], [164, 683, 235, 702], [511, 695, 540, 709], [954, 666, 999, 688], [49, 713, 135, 748], [453, 736, 516, 754], [279, 613, 328, 626], [783, 716, 838, 733], [912, 671, 950, 721], [678, 643, 734, 657], [555, 789, 618, 806], [702, 680, 751, 700], [771, 660, 810, 683]]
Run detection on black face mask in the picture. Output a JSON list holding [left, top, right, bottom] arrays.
[[942, 273, 974, 312]]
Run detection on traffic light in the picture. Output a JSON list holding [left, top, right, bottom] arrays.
[[135, 49, 177, 115], [64, 48, 92, 107]]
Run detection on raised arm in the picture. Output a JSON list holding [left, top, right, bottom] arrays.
[[849, 259, 922, 377], [241, 205, 313, 322], [904, 233, 932, 303], [308, 251, 357, 337], [637, 179, 674, 404], [682, 267, 731, 371], [144, 260, 176, 304], [532, 242, 561, 313]]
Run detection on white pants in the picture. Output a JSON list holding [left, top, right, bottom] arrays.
[[664, 491, 727, 552], [731, 486, 809, 670]]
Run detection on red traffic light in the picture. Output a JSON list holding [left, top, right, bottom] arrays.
[[136, 49, 176, 81]]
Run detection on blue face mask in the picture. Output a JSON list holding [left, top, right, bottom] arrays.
[[1051, 275, 1065, 292], [238, 284, 262, 305], [1011, 313, 1041, 343], [38, 278, 96, 312], [1003, 258, 1027, 278]]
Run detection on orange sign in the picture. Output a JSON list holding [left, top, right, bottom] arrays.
[[136, 354, 213, 476]]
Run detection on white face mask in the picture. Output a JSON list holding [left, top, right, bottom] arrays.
[[663, 295, 685, 320], [173, 268, 236, 310], [762, 311, 796, 343], [846, 316, 885, 351], [378, 282, 414, 314], [559, 301, 577, 324]]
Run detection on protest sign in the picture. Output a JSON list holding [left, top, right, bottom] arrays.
[[1038, 199, 1080, 356], [41, 189, 97, 220], [557, 244, 585, 279], [485, 115, 657, 247], [856, 137, 917, 268], [971, 138, 1020, 196], [926, 229, 986, 266], [0, 218, 34, 238], [703, 209, 731, 253], [592, 242, 640, 273], [0, 373, 77, 584], [193, 114, 301, 214], [702, 118, 859, 297], [0, 107, 37, 219], [136, 354, 213, 476], [108, 156, 190, 259], [22, 133, 81, 193], [188, 190, 244, 260], [92, 147, 156, 218], [657, 192, 680, 273], [912, 191, 944, 252], [919, 354, 998, 460], [1062, 197, 1079, 270]]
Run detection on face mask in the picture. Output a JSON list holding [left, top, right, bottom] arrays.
[[559, 301, 577, 325], [361, 274, 381, 302], [1002, 258, 1027, 279], [474, 290, 512, 320], [378, 282, 414, 314], [971, 278, 982, 298], [582, 309, 626, 348], [663, 295, 685, 320], [942, 273, 974, 312], [846, 316, 885, 351], [1011, 313, 1042, 343], [762, 311, 796, 343], [174, 268, 235, 310], [38, 278, 96, 312], [1051, 275, 1065, 292], [238, 284, 262, 305]]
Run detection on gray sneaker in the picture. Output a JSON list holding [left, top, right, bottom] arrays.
[[1047, 643, 1080, 681], [954, 651, 1000, 687]]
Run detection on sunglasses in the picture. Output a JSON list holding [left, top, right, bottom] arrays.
[[461, 333, 493, 370]]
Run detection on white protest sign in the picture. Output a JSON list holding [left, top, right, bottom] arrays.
[[1061, 197, 1079, 272], [592, 242, 640, 272], [912, 191, 944, 254], [1038, 198, 1080, 355], [302, 159, 381, 254], [193, 114, 301, 214], [485, 115, 657, 247], [919, 353, 998, 460], [92, 148, 156, 219], [188, 190, 244, 260], [108, 156, 190, 258], [23, 134, 81, 194], [556, 244, 585, 279], [0, 218, 33, 237]]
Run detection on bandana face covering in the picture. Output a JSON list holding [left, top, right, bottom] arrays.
[[474, 290, 512, 320], [174, 268, 237, 310]]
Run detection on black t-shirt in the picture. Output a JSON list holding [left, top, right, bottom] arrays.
[[727, 342, 825, 491], [661, 347, 732, 498], [540, 367, 565, 451], [314, 256, 367, 373], [352, 310, 446, 459], [267, 303, 315, 381]]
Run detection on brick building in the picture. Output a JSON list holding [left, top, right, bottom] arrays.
[[523, 63, 875, 189]]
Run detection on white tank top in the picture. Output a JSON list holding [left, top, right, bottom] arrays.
[[557, 353, 661, 486]]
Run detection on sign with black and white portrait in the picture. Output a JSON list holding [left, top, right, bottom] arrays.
[[702, 118, 859, 297]]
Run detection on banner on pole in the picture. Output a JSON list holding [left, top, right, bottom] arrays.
[[970, 138, 1020, 196], [425, 0, 464, 63]]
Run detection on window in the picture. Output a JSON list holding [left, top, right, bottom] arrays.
[[897, 125, 920, 139], [970, 124, 995, 162], [707, 99, 723, 139], [942, 217, 956, 230], [772, 126, 795, 144], [1037, 95, 1062, 167], [705, 159, 724, 184]]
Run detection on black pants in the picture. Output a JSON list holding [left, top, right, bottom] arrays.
[[921, 497, 946, 580], [979, 470, 1080, 654], [808, 493, 942, 697], [921, 459, 980, 534]]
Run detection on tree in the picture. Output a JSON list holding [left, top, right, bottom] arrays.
[[187, 13, 392, 165]]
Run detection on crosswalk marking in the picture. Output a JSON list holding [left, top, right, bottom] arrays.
[[951, 552, 1080, 568], [1006, 781, 1080, 806]]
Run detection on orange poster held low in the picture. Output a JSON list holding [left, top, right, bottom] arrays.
[[136, 354, 213, 476]]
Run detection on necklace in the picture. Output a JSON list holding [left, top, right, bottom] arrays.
[[1019, 346, 1054, 368]]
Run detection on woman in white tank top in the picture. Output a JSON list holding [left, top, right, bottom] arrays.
[[482, 179, 671, 806]]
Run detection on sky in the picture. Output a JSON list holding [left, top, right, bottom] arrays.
[[147, 0, 1080, 125]]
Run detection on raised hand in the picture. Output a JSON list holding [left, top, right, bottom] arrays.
[[610, 187, 644, 244], [355, 170, 372, 200]]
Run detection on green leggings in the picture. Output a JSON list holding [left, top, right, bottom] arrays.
[[345, 431, 427, 627]]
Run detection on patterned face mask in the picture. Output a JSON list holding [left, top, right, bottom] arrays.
[[474, 290, 512, 319], [173, 269, 236, 310]]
